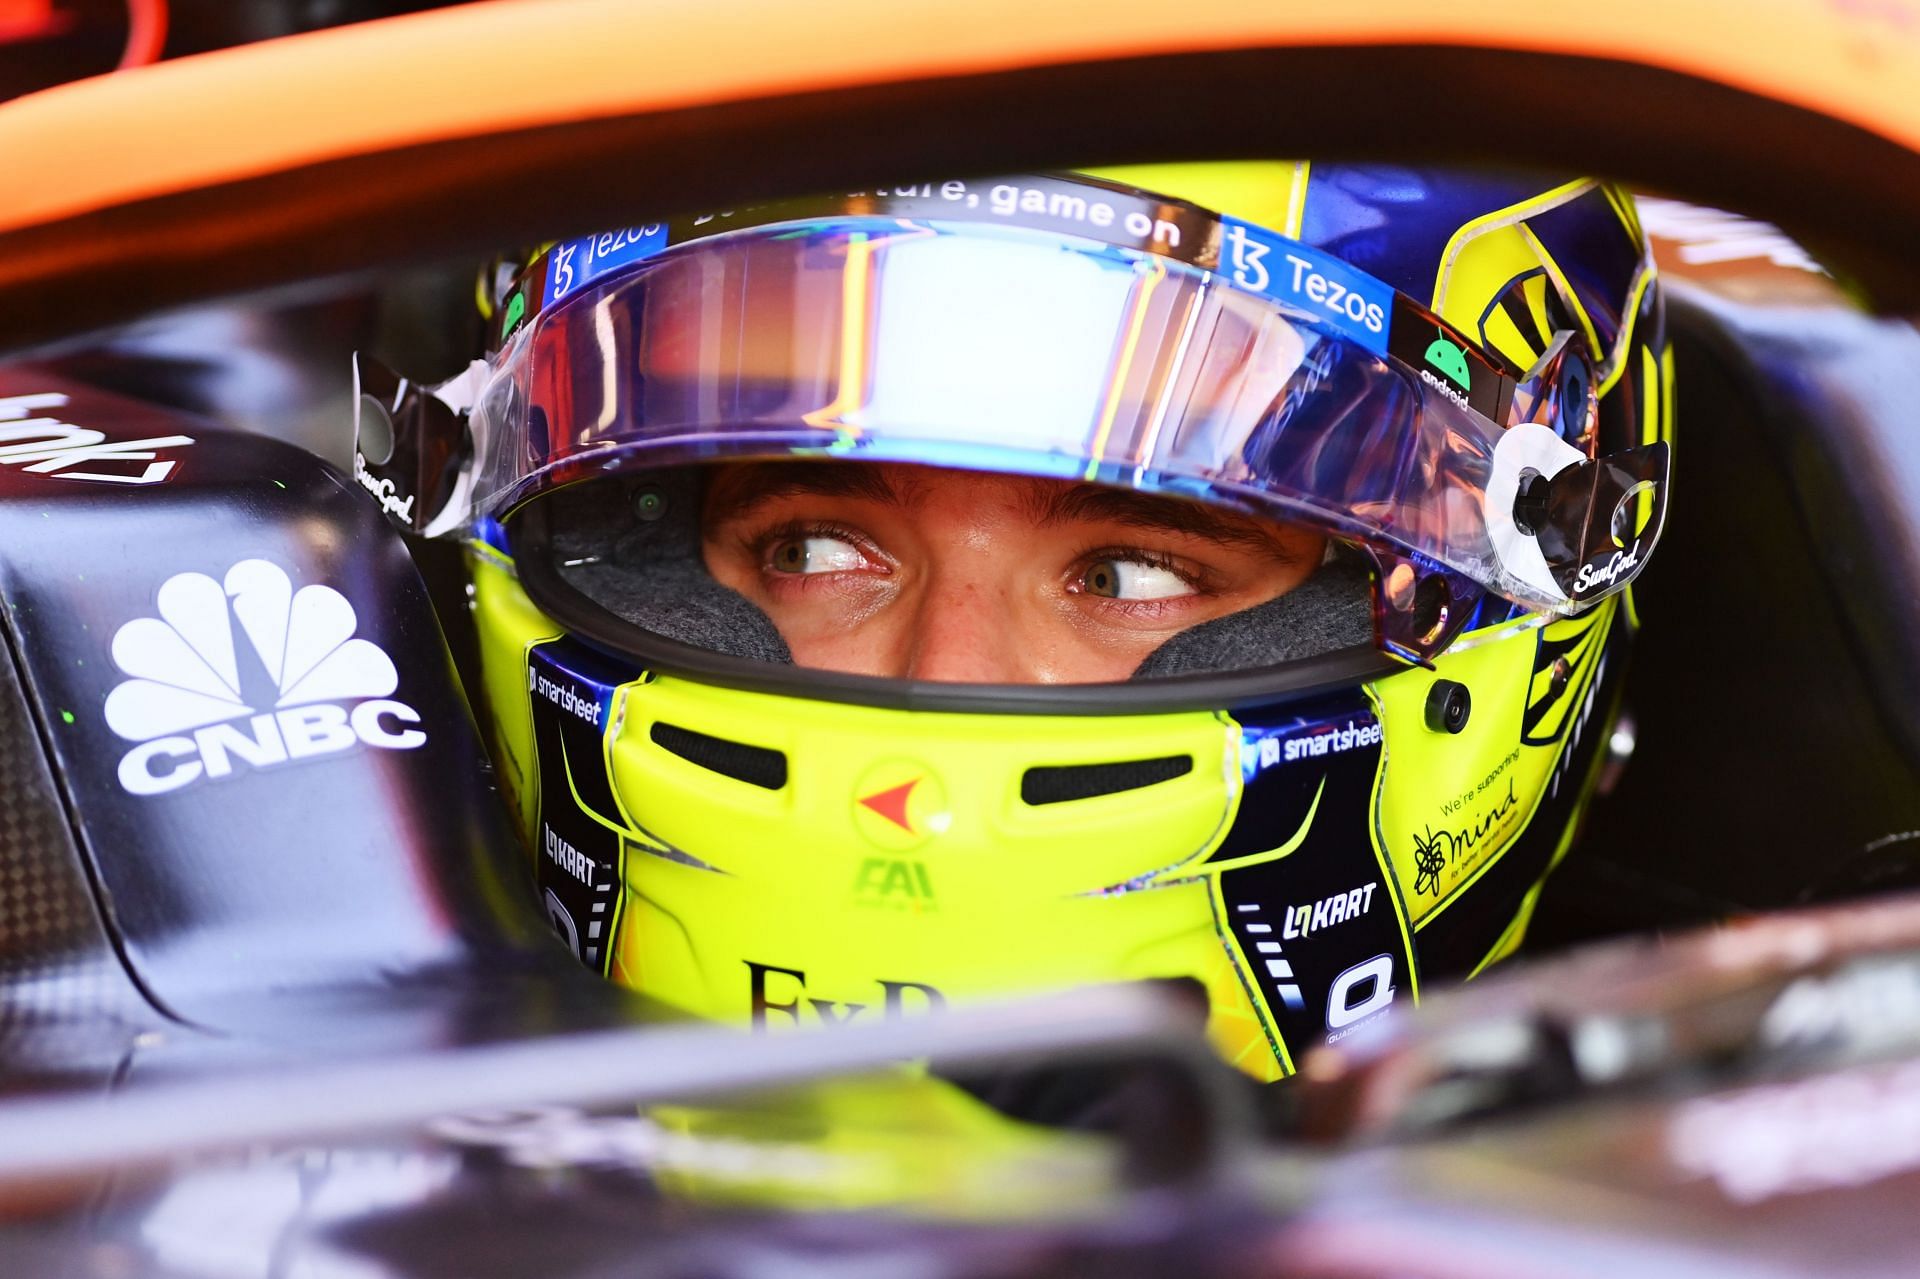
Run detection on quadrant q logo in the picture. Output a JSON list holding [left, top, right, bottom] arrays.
[[104, 559, 426, 796]]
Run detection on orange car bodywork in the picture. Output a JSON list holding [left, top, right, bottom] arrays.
[[0, 0, 1916, 349], [1, 0, 1917, 232]]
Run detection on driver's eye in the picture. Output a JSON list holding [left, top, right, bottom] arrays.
[[1082, 558, 1193, 600], [769, 535, 866, 574]]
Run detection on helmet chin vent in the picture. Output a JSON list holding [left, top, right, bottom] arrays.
[[1020, 756, 1193, 806], [649, 722, 788, 790]]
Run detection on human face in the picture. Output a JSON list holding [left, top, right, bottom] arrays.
[[701, 462, 1327, 684]]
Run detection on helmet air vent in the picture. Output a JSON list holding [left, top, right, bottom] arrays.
[[1020, 756, 1193, 806], [649, 722, 788, 790]]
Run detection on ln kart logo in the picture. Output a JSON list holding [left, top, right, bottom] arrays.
[[104, 560, 426, 796], [1283, 881, 1380, 940], [0, 392, 193, 485]]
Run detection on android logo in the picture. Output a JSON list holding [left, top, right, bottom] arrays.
[[1424, 336, 1472, 390]]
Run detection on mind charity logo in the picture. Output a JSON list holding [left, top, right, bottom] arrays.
[[104, 559, 426, 795]]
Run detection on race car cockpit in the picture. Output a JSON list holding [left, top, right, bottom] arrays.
[[4, 2, 1920, 1275]]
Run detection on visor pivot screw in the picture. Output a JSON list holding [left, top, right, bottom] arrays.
[[1425, 680, 1472, 735], [634, 489, 668, 522], [1549, 656, 1573, 699], [1513, 470, 1551, 537], [1408, 574, 1451, 648]]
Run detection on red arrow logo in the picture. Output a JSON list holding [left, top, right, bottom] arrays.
[[858, 779, 919, 832]]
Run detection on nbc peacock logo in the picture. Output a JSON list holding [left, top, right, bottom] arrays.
[[104, 559, 426, 796]]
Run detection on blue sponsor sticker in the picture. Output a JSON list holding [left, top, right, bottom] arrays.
[[1219, 217, 1394, 356], [545, 224, 670, 306], [1239, 716, 1384, 781]]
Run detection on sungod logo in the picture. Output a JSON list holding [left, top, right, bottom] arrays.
[[104, 560, 426, 796]]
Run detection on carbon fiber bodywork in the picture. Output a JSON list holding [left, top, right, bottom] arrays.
[[0, 370, 1268, 1277], [7, 150, 1920, 1279], [7, 291, 1920, 1277], [0, 603, 163, 1091]]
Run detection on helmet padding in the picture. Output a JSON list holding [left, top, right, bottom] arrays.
[[541, 471, 1374, 679], [1128, 555, 1374, 680], [546, 473, 795, 665]]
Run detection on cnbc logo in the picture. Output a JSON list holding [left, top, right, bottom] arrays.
[[104, 559, 426, 796]]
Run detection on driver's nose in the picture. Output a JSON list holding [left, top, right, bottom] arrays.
[[900, 578, 1032, 684]]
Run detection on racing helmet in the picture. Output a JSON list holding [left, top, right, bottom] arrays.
[[377, 163, 1670, 1081]]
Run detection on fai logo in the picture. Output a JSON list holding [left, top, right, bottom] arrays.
[[0, 392, 192, 485], [104, 559, 426, 796]]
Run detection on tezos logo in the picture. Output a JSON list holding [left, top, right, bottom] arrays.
[[104, 560, 426, 796]]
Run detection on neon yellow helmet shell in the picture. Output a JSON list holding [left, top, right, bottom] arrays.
[[464, 162, 1669, 1080], [473, 551, 1633, 1080]]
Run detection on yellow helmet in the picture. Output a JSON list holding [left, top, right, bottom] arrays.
[[400, 163, 1670, 1081]]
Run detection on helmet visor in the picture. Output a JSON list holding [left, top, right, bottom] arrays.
[[469, 211, 1664, 659]]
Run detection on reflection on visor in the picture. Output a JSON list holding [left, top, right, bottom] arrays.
[[460, 208, 1666, 661]]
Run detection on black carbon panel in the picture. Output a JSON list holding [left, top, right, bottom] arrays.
[[0, 621, 157, 1079]]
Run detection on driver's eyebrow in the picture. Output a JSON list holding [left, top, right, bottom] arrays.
[[1026, 482, 1294, 556], [704, 465, 1302, 559], [703, 462, 909, 524]]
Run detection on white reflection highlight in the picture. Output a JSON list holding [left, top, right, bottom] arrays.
[[137, 1149, 458, 1278], [594, 295, 620, 433], [857, 234, 1133, 451]]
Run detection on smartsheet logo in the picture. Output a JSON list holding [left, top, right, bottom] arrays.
[[104, 559, 426, 796]]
